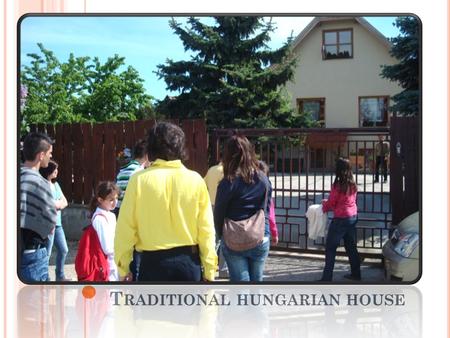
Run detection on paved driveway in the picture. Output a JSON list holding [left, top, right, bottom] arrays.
[[49, 242, 384, 283]]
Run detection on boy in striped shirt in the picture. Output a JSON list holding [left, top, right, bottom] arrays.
[[20, 132, 57, 282], [115, 139, 148, 214], [115, 139, 148, 280]]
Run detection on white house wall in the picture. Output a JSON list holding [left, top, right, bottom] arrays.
[[285, 19, 403, 128]]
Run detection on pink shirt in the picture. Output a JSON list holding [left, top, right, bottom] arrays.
[[269, 198, 278, 238], [322, 184, 357, 218]]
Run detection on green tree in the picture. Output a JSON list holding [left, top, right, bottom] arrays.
[[381, 16, 420, 115], [21, 43, 154, 133], [156, 16, 307, 129]]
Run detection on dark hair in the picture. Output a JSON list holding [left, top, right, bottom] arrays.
[[22, 132, 53, 161], [39, 159, 58, 182], [333, 157, 357, 194], [222, 135, 259, 184], [258, 160, 269, 175], [133, 139, 148, 159], [89, 181, 120, 213], [147, 122, 187, 161]]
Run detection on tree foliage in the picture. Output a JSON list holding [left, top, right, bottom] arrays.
[[20, 43, 154, 134], [156, 16, 313, 129], [381, 16, 420, 115]]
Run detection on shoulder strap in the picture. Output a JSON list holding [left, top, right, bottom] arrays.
[[92, 213, 108, 225]]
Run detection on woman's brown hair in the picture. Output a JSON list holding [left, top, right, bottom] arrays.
[[222, 134, 260, 184], [333, 157, 357, 194], [39, 159, 58, 182]]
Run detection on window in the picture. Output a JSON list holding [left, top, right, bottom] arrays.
[[322, 29, 353, 59], [359, 96, 389, 127], [297, 98, 325, 126]]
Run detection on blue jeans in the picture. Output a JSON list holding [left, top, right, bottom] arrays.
[[46, 226, 69, 280], [321, 216, 361, 281], [222, 237, 270, 282], [19, 247, 49, 282], [138, 246, 202, 282]]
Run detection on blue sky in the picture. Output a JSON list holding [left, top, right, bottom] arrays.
[[20, 16, 402, 101]]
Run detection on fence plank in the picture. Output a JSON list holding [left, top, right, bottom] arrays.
[[103, 124, 117, 181], [193, 119, 208, 176], [46, 124, 55, 141], [81, 123, 93, 204], [61, 124, 73, 202], [123, 121, 135, 151], [181, 119, 195, 171], [112, 122, 125, 154], [53, 124, 64, 176], [72, 124, 84, 203], [92, 124, 105, 184], [134, 120, 147, 143], [36, 123, 46, 134]]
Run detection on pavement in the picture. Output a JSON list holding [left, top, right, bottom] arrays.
[[49, 241, 385, 283]]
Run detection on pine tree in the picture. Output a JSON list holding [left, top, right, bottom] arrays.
[[156, 16, 302, 129], [381, 16, 420, 115]]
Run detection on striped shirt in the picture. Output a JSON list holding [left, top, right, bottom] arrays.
[[115, 160, 143, 208], [20, 167, 57, 239]]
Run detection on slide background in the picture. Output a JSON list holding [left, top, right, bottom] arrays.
[[1, 0, 447, 337]]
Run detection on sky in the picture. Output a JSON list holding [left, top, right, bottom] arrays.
[[20, 16, 402, 101]]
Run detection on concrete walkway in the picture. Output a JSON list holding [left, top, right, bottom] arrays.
[[49, 242, 385, 283]]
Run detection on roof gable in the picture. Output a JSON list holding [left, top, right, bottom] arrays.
[[291, 17, 392, 50]]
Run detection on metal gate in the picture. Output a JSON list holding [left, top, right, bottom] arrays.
[[389, 116, 420, 224], [211, 127, 391, 258]]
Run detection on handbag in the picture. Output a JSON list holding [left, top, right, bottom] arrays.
[[223, 181, 268, 251]]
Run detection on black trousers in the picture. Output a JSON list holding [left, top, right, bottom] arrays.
[[375, 156, 388, 181], [138, 245, 201, 282]]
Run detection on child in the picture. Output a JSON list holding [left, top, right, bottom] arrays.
[[258, 161, 279, 246], [320, 157, 361, 281], [89, 181, 120, 281], [39, 159, 70, 281]]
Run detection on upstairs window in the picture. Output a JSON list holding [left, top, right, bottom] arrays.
[[297, 98, 325, 126], [359, 96, 389, 127], [322, 29, 353, 60]]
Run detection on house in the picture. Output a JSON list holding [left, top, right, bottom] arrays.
[[284, 17, 402, 170]]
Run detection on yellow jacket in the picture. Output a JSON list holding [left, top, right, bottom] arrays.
[[114, 159, 217, 280], [203, 163, 224, 206]]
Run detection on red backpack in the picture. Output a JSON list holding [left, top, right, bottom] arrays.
[[75, 215, 110, 282]]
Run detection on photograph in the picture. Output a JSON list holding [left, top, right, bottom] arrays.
[[17, 14, 421, 284]]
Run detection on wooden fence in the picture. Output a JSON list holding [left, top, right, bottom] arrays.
[[30, 119, 208, 204]]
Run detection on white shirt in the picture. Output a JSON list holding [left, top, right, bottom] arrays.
[[92, 207, 119, 281], [306, 204, 328, 240]]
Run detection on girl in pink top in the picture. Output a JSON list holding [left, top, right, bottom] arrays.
[[258, 161, 279, 246], [319, 158, 361, 282]]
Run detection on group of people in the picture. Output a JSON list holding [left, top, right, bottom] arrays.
[[20, 121, 365, 283]]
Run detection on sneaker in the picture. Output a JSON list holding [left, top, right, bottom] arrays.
[[343, 274, 361, 281]]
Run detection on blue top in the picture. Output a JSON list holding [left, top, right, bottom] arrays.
[[214, 171, 272, 237], [52, 182, 63, 226]]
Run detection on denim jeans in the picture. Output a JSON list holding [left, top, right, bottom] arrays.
[[215, 239, 228, 275], [46, 226, 69, 280], [19, 247, 49, 282], [321, 216, 361, 281], [138, 246, 202, 282], [221, 237, 270, 282]]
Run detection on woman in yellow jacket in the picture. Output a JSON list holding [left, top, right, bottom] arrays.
[[115, 122, 217, 282]]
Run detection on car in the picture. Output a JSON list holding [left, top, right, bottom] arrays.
[[382, 211, 420, 282]]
